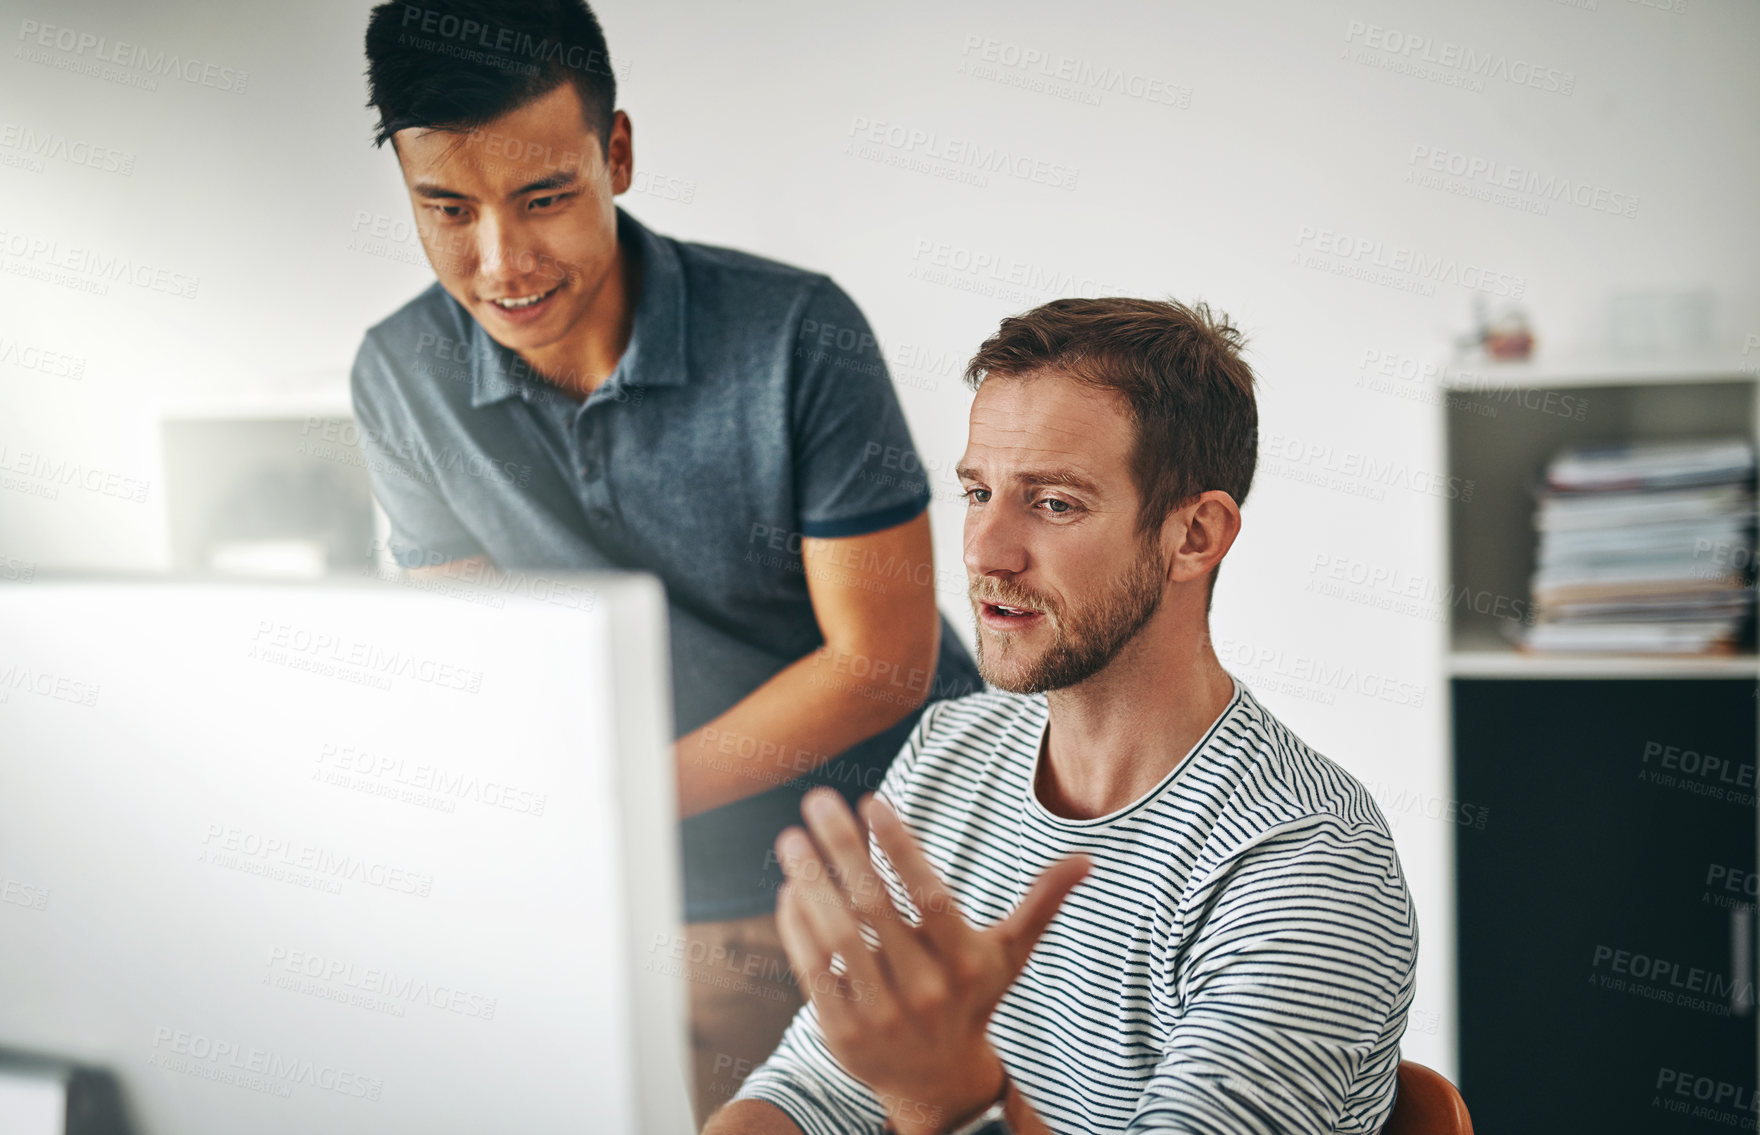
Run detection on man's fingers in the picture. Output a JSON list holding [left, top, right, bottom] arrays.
[[775, 881, 857, 1033], [774, 879, 829, 978], [862, 795, 967, 953], [801, 789, 893, 924], [997, 855, 1091, 974], [774, 826, 895, 1002], [801, 789, 941, 981]]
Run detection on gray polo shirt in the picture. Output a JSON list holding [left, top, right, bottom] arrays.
[[348, 206, 982, 922]]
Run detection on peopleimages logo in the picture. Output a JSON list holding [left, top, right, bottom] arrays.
[[264, 945, 499, 1020], [1406, 145, 1639, 219], [0, 227, 200, 300], [396, 3, 630, 79], [0, 444, 150, 503], [1653, 1068, 1756, 1123], [200, 823, 436, 898], [846, 116, 1080, 192], [149, 1026, 381, 1101], [1259, 429, 1476, 502], [248, 620, 485, 695], [1342, 20, 1576, 95], [316, 740, 549, 817], [957, 34, 1192, 108], [1293, 226, 1526, 300], [0, 662, 100, 707], [908, 239, 1126, 302], [1590, 944, 1753, 1014], [15, 19, 249, 93], [0, 121, 135, 175]]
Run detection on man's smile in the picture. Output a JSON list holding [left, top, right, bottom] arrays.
[[483, 281, 563, 322]]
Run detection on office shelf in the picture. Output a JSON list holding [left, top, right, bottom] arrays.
[[1444, 352, 1758, 1135], [1441, 351, 1754, 391], [1448, 646, 1760, 679], [1449, 626, 1760, 678]]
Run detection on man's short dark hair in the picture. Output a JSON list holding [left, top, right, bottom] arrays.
[[364, 0, 617, 153]]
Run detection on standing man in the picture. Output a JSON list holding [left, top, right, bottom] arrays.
[[354, 1, 981, 1120]]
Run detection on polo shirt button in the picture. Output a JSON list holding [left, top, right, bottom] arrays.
[[580, 461, 600, 479]]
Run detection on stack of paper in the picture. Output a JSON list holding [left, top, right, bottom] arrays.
[[1521, 438, 1756, 654]]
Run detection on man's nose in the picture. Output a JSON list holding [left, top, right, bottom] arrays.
[[963, 499, 1027, 581], [475, 216, 533, 284]]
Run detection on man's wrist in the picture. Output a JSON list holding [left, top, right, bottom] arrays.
[[881, 1050, 1009, 1135]]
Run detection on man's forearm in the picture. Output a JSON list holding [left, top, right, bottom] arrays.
[[702, 1098, 806, 1135], [675, 634, 935, 818], [705, 1083, 1052, 1135]]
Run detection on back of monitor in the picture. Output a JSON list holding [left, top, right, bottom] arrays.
[[0, 573, 690, 1135]]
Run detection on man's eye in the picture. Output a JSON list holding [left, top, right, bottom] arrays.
[[431, 205, 466, 220], [1039, 498, 1074, 514], [961, 488, 990, 504], [530, 193, 573, 210]]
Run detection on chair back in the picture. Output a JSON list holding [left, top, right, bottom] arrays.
[[1382, 1060, 1473, 1135]]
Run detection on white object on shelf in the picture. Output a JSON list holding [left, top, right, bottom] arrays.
[[0, 1071, 65, 1135]]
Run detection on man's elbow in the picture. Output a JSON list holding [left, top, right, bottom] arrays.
[[404, 554, 493, 582], [833, 619, 941, 729]]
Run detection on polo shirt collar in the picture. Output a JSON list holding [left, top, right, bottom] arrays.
[[468, 205, 687, 408]]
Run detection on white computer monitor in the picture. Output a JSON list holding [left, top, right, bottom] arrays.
[[0, 572, 692, 1134]]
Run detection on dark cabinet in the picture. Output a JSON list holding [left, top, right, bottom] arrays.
[[1455, 677, 1756, 1133]]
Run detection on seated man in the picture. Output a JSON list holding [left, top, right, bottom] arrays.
[[706, 297, 1419, 1134]]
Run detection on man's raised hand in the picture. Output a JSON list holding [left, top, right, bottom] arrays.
[[772, 787, 1089, 1135]]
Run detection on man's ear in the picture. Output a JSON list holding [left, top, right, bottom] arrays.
[[1161, 491, 1241, 586], [606, 110, 633, 195]]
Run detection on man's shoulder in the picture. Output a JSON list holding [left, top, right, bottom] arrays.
[[673, 233, 829, 292], [666, 232, 855, 328], [1197, 682, 1401, 851]]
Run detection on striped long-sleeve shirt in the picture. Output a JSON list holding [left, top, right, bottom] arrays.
[[733, 674, 1419, 1134]]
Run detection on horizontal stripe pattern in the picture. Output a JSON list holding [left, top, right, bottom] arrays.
[[734, 675, 1418, 1134]]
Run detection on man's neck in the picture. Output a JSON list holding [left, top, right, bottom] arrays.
[[1034, 616, 1236, 821], [519, 229, 640, 402]]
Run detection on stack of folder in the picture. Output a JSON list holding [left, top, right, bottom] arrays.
[[1520, 437, 1757, 654]]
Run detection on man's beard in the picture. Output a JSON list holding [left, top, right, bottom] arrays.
[[972, 539, 1164, 695]]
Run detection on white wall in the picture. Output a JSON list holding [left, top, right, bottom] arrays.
[[5, 0, 1759, 1078]]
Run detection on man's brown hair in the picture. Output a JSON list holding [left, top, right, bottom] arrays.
[[963, 296, 1258, 610]]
